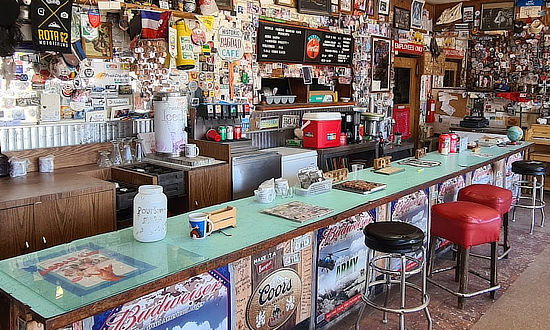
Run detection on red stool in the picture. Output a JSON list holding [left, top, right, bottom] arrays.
[[428, 201, 501, 309], [458, 184, 513, 259]]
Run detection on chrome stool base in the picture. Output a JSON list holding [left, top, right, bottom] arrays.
[[512, 177, 546, 234], [355, 247, 432, 330]]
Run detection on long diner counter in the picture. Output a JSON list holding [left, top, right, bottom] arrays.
[[0, 142, 531, 329]]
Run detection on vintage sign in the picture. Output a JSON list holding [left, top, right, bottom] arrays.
[[471, 164, 494, 185], [315, 211, 375, 327], [437, 175, 466, 203], [393, 41, 423, 56], [246, 268, 302, 330], [218, 26, 244, 62], [233, 233, 313, 330], [88, 266, 231, 330], [31, 0, 73, 53], [390, 189, 429, 271], [506, 152, 523, 201], [443, 48, 466, 59]]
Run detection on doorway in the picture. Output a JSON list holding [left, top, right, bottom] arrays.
[[393, 57, 420, 146]]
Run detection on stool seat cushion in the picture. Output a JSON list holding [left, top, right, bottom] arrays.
[[431, 201, 501, 249], [458, 184, 513, 215], [512, 160, 546, 176], [364, 222, 424, 254]]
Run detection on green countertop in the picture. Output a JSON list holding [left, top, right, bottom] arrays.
[[0, 143, 528, 321]]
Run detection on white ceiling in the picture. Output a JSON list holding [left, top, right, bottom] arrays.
[[425, 0, 465, 4]]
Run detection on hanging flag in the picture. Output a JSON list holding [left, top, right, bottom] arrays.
[[141, 10, 171, 39], [31, 0, 73, 53]]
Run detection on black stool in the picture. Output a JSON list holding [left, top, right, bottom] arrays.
[[356, 222, 432, 330], [511, 160, 546, 234]]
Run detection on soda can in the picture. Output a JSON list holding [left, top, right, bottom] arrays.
[[234, 125, 242, 140], [227, 125, 234, 140], [218, 126, 227, 141]]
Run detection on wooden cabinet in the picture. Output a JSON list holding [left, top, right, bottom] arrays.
[[0, 205, 34, 260], [0, 191, 115, 260], [34, 191, 115, 249], [187, 164, 231, 211], [526, 124, 550, 190]]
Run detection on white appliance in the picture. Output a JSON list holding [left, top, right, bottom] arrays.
[[260, 147, 318, 187]]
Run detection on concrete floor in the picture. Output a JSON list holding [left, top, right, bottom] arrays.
[[472, 202, 550, 330], [334, 196, 550, 330]]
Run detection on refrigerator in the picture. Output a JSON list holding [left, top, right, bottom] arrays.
[[260, 147, 319, 187]]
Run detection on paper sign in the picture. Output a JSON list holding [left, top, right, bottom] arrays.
[[197, 15, 215, 31], [40, 92, 60, 122]]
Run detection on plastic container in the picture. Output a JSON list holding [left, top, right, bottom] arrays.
[[302, 112, 342, 149], [133, 185, 168, 242], [296, 179, 333, 196]]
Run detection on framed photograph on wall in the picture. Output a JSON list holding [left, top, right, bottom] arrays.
[[216, 0, 234, 11], [481, 2, 514, 31], [372, 37, 390, 92], [82, 23, 113, 59], [394, 7, 410, 30], [378, 0, 389, 15], [411, 0, 425, 29], [354, 0, 366, 11], [462, 6, 474, 23], [339, 0, 353, 14], [298, 0, 331, 15], [366, 0, 375, 16], [275, 0, 297, 8]]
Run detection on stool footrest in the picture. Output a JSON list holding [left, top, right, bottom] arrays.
[[363, 280, 430, 314], [449, 245, 511, 260], [427, 278, 500, 298]]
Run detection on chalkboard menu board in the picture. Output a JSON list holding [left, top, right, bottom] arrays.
[[257, 22, 305, 63], [257, 21, 353, 67], [320, 33, 353, 66]]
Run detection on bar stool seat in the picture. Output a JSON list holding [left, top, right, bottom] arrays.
[[512, 160, 546, 176], [511, 160, 546, 234], [429, 201, 501, 309], [458, 184, 513, 259], [364, 221, 424, 253], [356, 222, 432, 330]]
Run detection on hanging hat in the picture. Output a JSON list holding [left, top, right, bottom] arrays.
[[514, 20, 525, 34], [0, 0, 22, 57], [530, 19, 544, 34]]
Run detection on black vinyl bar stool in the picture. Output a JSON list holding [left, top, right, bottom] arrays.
[[356, 222, 432, 330], [511, 160, 546, 234]]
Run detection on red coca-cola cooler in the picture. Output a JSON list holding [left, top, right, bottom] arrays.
[[393, 106, 410, 139], [302, 112, 342, 149]]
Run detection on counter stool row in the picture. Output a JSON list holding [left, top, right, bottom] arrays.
[[355, 160, 546, 329]]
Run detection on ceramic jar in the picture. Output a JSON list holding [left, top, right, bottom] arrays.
[[133, 185, 168, 242]]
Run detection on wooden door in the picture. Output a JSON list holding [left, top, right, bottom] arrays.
[[0, 205, 34, 260], [34, 191, 115, 249], [187, 165, 231, 211], [393, 57, 420, 145]]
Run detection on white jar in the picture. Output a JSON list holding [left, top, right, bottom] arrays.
[[133, 185, 168, 242]]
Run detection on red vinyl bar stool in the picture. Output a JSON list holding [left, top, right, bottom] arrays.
[[356, 222, 432, 330], [511, 160, 546, 234], [458, 184, 513, 259], [428, 201, 501, 309]]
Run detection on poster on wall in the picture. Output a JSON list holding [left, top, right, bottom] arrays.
[[88, 266, 231, 329], [437, 175, 466, 204], [390, 189, 430, 271], [232, 233, 313, 330], [31, 0, 73, 53], [372, 38, 390, 92], [315, 211, 375, 327], [298, 0, 331, 15], [471, 164, 494, 185], [411, 0, 425, 29], [506, 152, 524, 201], [480, 2, 514, 31]]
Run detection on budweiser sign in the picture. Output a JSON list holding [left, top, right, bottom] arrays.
[[246, 268, 302, 330], [319, 212, 374, 249]]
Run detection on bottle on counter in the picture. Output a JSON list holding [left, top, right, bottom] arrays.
[[133, 185, 168, 243], [0, 144, 8, 177]]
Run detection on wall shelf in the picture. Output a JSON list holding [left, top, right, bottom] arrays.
[[254, 102, 355, 112]]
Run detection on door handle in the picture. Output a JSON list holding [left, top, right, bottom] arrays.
[[42, 236, 47, 246], [194, 200, 199, 207], [24, 241, 30, 250]]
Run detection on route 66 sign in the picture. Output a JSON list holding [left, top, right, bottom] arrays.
[[218, 26, 244, 62]]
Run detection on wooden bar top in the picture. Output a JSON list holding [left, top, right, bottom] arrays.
[[0, 166, 115, 209]]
